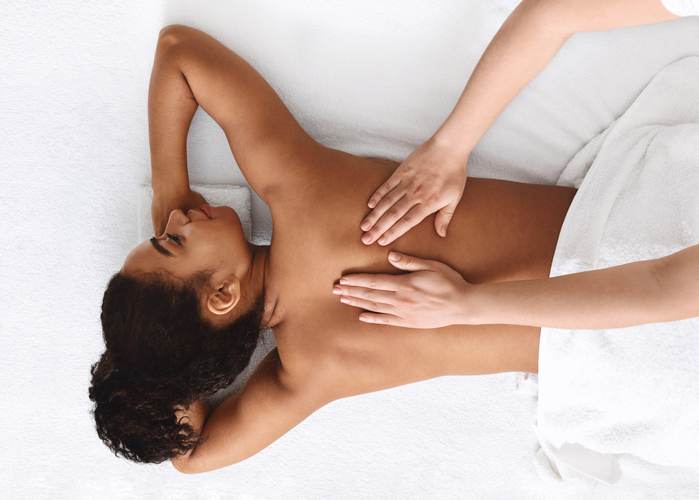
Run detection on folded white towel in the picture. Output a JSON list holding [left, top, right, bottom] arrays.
[[137, 183, 252, 242], [661, 0, 699, 16], [536, 57, 699, 483]]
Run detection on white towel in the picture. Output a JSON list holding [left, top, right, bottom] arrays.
[[661, 0, 699, 16], [536, 57, 699, 483], [136, 183, 252, 242]]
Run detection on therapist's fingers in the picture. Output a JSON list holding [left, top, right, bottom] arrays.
[[357, 312, 408, 327], [434, 200, 457, 238], [333, 284, 397, 303], [386, 251, 444, 272], [360, 185, 407, 232], [361, 196, 420, 245], [338, 295, 396, 314], [368, 175, 402, 209], [337, 273, 403, 290], [374, 205, 433, 246]]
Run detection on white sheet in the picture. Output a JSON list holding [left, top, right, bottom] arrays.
[[537, 57, 699, 483]]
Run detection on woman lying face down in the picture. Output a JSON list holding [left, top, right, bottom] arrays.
[[88, 24, 576, 472]]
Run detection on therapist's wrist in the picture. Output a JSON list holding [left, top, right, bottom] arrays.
[[430, 127, 475, 160], [456, 282, 499, 325]]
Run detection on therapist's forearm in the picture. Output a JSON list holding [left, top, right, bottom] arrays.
[[433, 0, 676, 155], [148, 28, 199, 194], [472, 257, 671, 329]]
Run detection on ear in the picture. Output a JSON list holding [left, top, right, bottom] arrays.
[[205, 276, 241, 316]]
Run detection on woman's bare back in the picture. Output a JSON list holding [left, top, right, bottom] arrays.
[[172, 129, 578, 477], [156, 25, 577, 472], [267, 148, 577, 399]]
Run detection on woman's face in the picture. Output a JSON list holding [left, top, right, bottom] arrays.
[[121, 205, 251, 285]]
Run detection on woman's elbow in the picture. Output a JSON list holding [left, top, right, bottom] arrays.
[[171, 454, 245, 474], [158, 24, 192, 46], [171, 455, 198, 474], [156, 24, 198, 63]]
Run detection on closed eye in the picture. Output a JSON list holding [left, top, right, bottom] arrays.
[[166, 233, 183, 246]]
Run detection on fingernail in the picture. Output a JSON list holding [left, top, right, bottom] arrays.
[[440, 225, 447, 237], [359, 315, 372, 323], [368, 200, 375, 208], [362, 234, 372, 244], [388, 252, 400, 262], [339, 278, 348, 284], [340, 297, 350, 304], [360, 220, 369, 231], [378, 237, 387, 246], [332, 286, 342, 294]]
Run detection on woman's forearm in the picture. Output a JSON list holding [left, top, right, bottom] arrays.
[[148, 28, 199, 194], [472, 257, 678, 329], [433, 0, 676, 155]]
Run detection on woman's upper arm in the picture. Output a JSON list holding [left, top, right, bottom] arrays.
[[173, 349, 326, 474], [157, 25, 326, 202]]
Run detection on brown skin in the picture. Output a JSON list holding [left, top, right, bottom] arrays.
[[122, 25, 576, 473]]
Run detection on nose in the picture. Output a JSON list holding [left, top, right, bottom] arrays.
[[163, 208, 189, 234]]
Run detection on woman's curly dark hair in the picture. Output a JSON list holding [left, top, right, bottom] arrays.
[[88, 270, 264, 464]]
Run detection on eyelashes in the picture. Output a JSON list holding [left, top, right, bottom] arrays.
[[166, 233, 183, 246]]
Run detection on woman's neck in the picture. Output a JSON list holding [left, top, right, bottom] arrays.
[[248, 244, 282, 329]]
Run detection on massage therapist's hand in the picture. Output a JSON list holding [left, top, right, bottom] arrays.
[[360, 137, 469, 246], [334, 251, 480, 328], [151, 186, 207, 237]]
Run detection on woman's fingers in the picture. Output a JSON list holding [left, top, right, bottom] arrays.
[[368, 175, 402, 209], [360, 184, 407, 232], [362, 196, 420, 245], [151, 188, 209, 238], [374, 205, 433, 246]]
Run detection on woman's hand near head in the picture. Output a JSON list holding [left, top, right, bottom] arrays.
[[151, 187, 207, 237], [334, 251, 481, 329], [171, 398, 210, 471], [360, 137, 469, 246], [174, 399, 210, 433]]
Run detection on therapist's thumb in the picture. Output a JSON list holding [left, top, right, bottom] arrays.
[[434, 203, 456, 237], [388, 252, 436, 271]]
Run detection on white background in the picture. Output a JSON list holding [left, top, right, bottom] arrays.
[[2, 0, 697, 498]]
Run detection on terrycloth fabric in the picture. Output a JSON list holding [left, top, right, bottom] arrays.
[[536, 57, 699, 483], [137, 183, 252, 242], [662, 0, 699, 16]]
